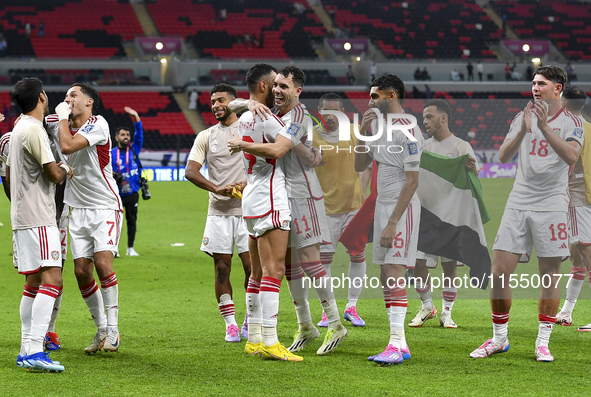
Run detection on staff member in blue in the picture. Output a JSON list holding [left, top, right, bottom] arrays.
[[111, 107, 143, 257]]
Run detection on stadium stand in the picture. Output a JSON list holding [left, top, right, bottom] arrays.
[[0, 0, 143, 58], [323, 0, 501, 59], [7, 68, 149, 85], [493, 0, 591, 60], [147, 0, 325, 60], [200, 68, 337, 86]]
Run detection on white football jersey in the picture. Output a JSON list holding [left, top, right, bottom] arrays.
[[504, 107, 583, 212], [238, 110, 293, 218], [277, 103, 324, 199], [369, 116, 424, 203], [0, 131, 11, 178], [424, 134, 479, 172], [46, 114, 122, 211]]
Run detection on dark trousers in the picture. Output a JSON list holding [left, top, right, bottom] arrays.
[[122, 191, 139, 248]]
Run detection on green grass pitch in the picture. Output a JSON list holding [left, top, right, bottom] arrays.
[[1, 178, 590, 396]]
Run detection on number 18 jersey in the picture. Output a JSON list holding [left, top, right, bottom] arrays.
[[504, 107, 583, 212]]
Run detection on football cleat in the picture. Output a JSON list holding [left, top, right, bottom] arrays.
[[373, 344, 404, 365], [17, 354, 25, 368], [400, 345, 411, 361], [409, 307, 437, 327], [317, 326, 348, 355], [578, 323, 591, 332], [470, 339, 510, 358], [556, 311, 572, 326], [260, 342, 303, 361], [245, 341, 262, 355], [126, 247, 139, 257], [85, 331, 107, 354], [241, 322, 248, 339], [439, 312, 458, 329], [535, 346, 554, 362], [45, 332, 61, 351], [288, 327, 320, 352], [23, 352, 64, 372], [103, 328, 121, 352], [343, 306, 365, 327], [225, 324, 241, 343], [317, 312, 329, 328]]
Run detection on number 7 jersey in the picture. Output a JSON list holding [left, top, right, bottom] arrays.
[[238, 111, 295, 218], [504, 107, 584, 212]]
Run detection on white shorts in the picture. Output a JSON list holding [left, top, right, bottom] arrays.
[[245, 209, 291, 238], [415, 251, 462, 268], [201, 215, 249, 255], [493, 208, 569, 258], [372, 196, 420, 267], [320, 210, 358, 253], [59, 206, 69, 260], [288, 198, 331, 249], [569, 206, 591, 246], [13, 226, 62, 274], [69, 208, 123, 260]]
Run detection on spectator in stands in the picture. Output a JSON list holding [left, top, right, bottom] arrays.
[[347, 65, 355, 85], [370, 62, 377, 83], [219, 8, 227, 21], [566, 62, 576, 82], [343, 23, 351, 38], [467, 61, 474, 81], [412, 86, 422, 99], [25, 22, 31, 37], [526, 64, 534, 81], [253, 35, 259, 48], [511, 64, 522, 81], [414, 68, 422, 81], [451, 68, 461, 81], [329, 9, 337, 28], [189, 89, 198, 111], [482, 152, 488, 164], [111, 107, 144, 257], [0, 34, 6, 57], [505, 63, 512, 81], [425, 85, 432, 99], [39, 21, 44, 37], [294, 2, 306, 14], [421, 68, 431, 81], [502, 14, 507, 37], [161, 155, 169, 166], [477, 61, 484, 81]]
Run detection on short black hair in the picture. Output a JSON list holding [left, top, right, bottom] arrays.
[[210, 83, 237, 98], [533, 65, 567, 89], [319, 93, 343, 109], [278, 65, 306, 88], [11, 77, 44, 114], [115, 126, 131, 136], [246, 63, 277, 93], [424, 99, 452, 121], [562, 84, 587, 111], [371, 73, 406, 104], [70, 83, 100, 114]]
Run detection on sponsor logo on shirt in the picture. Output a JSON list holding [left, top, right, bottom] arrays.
[[81, 124, 94, 134], [408, 142, 418, 155], [573, 128, 584, 139]]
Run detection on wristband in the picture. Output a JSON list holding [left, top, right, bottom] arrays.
[[238, 142, 241, 150], [60, 164, 69, 173]]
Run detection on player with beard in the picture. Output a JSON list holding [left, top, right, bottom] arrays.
[[111, 107, 143, 257], [185, 83, 251, 343]]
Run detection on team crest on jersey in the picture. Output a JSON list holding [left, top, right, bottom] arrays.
[[203, 237, 209, 246], [81, 124, 94, 134], [51, 251, 60, 261], [408, 142, 418, 155], [288, 124, 301, 137], [573, 128, 584, 139]]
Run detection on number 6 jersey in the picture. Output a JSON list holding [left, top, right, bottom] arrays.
[[504, 107, 583, 212]]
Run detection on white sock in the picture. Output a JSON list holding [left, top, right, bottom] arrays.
[[536, 315, 555, 348], [491, 312, 509, 345], [47, 287, 63, 333], [28, 285, 58, 355], [100, 273, 119, 328], [287, 265, 312, 327], [80, 280, 107, 333], [442, 287, 457, 314], [346, 253, 366, 309], [563, 267, 586, 314], [388, 285, 407, 349], [218, 293, 238, 327], [20, 286, 37, 356], [246, 277, 262, 344], [260, 277, 281, 346], [414, 278, 433, 310]]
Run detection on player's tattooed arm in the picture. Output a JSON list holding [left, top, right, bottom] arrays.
[[228, 98, 250, 114], [228, 99, 273, 121]]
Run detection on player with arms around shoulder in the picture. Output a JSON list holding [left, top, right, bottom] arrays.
[[228, 63, 302, 361], [185, 83, 251, 343], [471, 66, 583, 362], [51, 84, 123, 354], [8, 78, 72, 371], [355, 73, 424, 365], [409, 99, 479, 329], [555, 85, 591, 330]]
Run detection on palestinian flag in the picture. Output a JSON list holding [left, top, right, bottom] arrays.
[[417, 152, 491, 289]]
